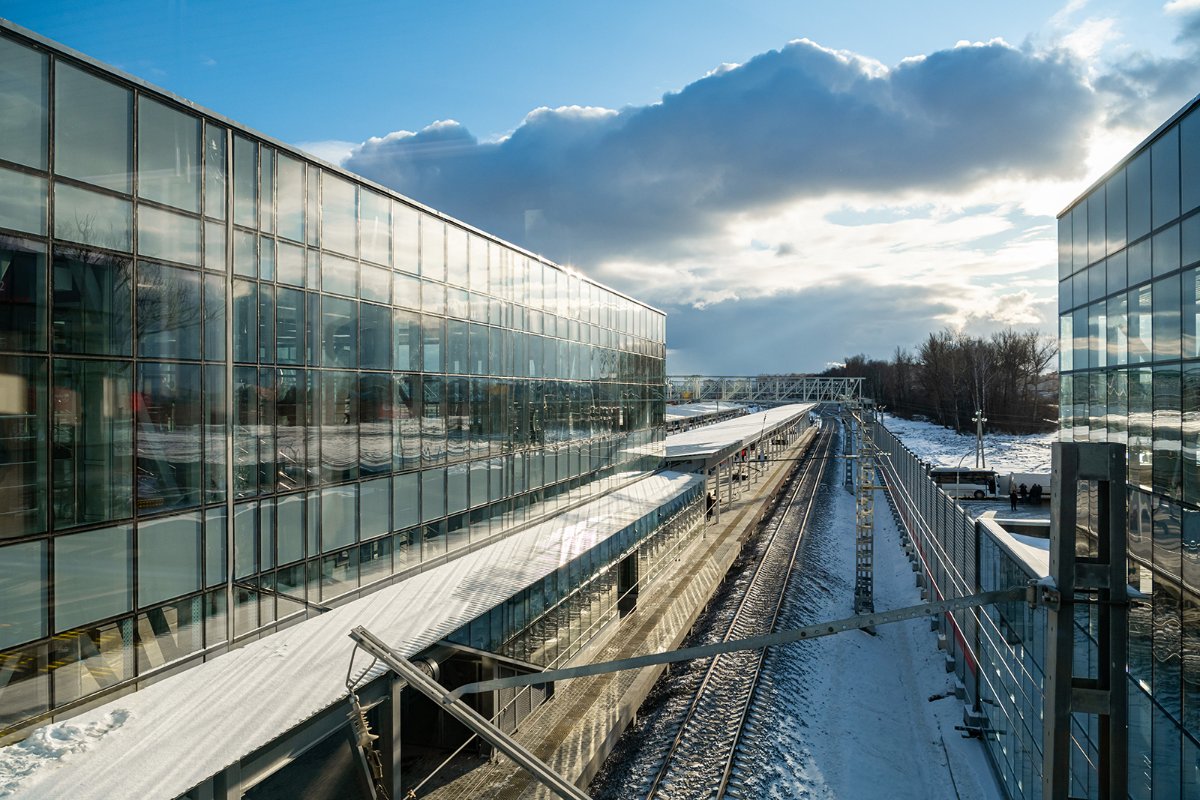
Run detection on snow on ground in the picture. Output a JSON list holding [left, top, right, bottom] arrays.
[[882, 414, 1055, 475], [741, 437, 1002, 799]]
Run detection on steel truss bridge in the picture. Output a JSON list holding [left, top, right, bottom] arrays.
[[667, 375, 863, 405]]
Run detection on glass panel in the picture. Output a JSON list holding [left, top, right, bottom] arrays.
[[205, 220, 226, 272], [423, 314, 443, 372], [360, 263, 390, 304], [360, 372, 392, 474], [276, 153, 304, 242], [0, 540, 46, 648], [320, 371, 358, 482], [0, 355, 47, 538], [421, 468, 445, 522], [260, 236, 274, 282], [232, 135, 257, 228], [360, 477, 390, 539], [136, 362, 202, 511], [1154, 365, 1182, 498], [1153, 274, 1181, 362], [231, 279, 257, 362], [51, 618, 133, 704], [0, 235, 46, 352], [233, 229, 256, 277], [0, 643, 49, 726], [0, 164, 47, 235], [394, 202, 418, 273], [54, 524, 132, 629], [138, 512, 201, 606], [53, 183, 131, 252], [135, 595, 204, 673], [53, 244, 134, 358], [136, 263, 202, 360], [421, 215, 445, 281], [1107, 292, 1128, 367], [1129, 284, 1153, 364], [360, 302, 391, 371], [321, 252, 357, 297], [321, 484, 358, 552], [204, 505, 226, 587], [321, 295, 357, 367], [320, 547, 358, 600], [322, 172, 357, 256], [0, 37, 48, 169], [137, 96, 200, 212], [447, 225, 468, 286], [1128, 150, 1152, 243], [203, 365, 225, 502], [1185, 365, 1200, 506], [360, 189, 390, 265], [1152, 128, 1181, 229], [203, 274, 225, 362], [394, 471, 419, 530], [51, 357, 133, 525], [1184, 109, 1200, 214], [54, 62, 131, 193], [394, 374, 419, 471], [276, 287, 303, 365], [277, 241, 303, 287], [204, 123, 226, 220], [1059, 214, 1071, 280], [394, 272, 420, 309], [259, 146, 274, 234], [1152, 223, 1181, 278]]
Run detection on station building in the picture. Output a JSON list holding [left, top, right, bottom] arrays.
[[1058, 93, 1200, 797], [0, 17, 675, 748]]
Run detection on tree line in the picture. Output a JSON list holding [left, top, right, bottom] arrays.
[[821, 328, 1058, 434]]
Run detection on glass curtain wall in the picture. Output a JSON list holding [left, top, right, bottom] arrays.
[[1058, 101, 1200, 800], [0, 26, 667, 736]]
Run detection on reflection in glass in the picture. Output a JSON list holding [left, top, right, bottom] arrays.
[[277, 240, 303, 286], [421, 215, 445, 280], [276, 153, 304, 242], [360, 303, 391, 371], [0, 356, 47, 538], [259, 146, 274, 235], [205, 220, 226, 272], [0, 236, 46, 352], [204, 123, 226, 220], [234, 229, 257, 277], [53, 183, 131, 252], [322, 172, 357, 256], [322, 295, 357, 367], [360, 190, 390, 265], [0, 165, 47, 236], [50, 618, 133, 704], [136, 362, 202, 512], [51, 359, 133, 527], [137, 262, 202, 359], [54, 525, 132, 629], [138, 513, 201, 606], [137, 96, 200, 212], [52, 246, 133, 356], [321, 371, 358, 482], [135, 595, 204, 673], [394, 202, 418, 272], [322, 252, 357, 297], [360, 373, 392, 474], [232, 279, 257, 362], [0, 37, 48, 169], [276, 368, 307, 492], [233, 135, 257, 228], [54, 62, 131, 192], [204, 365, 226, 503], [0, 540, 46, 648], [0, 643, 49, 726]]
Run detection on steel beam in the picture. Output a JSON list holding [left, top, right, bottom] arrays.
[[450, 588, 1025, 700], [348, 626, 589, 800]]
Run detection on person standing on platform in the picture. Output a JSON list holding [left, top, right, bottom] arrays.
[[1010, 486, 1019, 511]]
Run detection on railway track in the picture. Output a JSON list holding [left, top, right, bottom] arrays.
[[640, 421, 837, 800]]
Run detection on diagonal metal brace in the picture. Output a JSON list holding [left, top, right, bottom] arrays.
[[449, 587, 1026, 701], [348, 626, 589, 800]]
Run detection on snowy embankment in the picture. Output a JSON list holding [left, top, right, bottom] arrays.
[[882, 414, 1054, 474], [739, 469, 1001, 799]]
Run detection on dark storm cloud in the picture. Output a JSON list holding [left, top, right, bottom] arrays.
[[344, 38, 1097, 267], [663, 285, 962, 374]]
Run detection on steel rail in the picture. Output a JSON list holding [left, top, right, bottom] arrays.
[[643, 422, 833, 799]]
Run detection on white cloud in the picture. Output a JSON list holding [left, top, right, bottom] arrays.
[[293, 139, 358, 166]]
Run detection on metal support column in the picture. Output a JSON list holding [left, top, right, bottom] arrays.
[[1044, 442, 1128, 800], [853, 410, 875, 615]]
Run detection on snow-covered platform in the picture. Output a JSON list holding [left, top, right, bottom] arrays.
[[665, 401, 747, 421], [0, 471, 705, 800], [665, 403, 815, 469]]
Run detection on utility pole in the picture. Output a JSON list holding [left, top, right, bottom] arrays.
[[972, 409, 987, 469]]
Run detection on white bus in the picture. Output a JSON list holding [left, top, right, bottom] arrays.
[[928, 467, 998, 499]]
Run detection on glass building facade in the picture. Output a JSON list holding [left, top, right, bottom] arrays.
[[0, 22, 666, 739], [1059, 95, 1200, 797]]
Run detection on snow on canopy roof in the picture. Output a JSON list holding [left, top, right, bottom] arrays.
[[0, 470, 704, 800], [664, 402, 747, 421], [665, 403, 815, 460]]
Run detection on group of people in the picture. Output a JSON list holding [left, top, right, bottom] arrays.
[[1008, 482, 1044, 511]]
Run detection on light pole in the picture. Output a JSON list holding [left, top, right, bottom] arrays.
[[972, 409, 988, 468]]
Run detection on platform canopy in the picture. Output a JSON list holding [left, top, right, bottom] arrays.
[[2, 471, 704, 800], [665, 403, 816, 471]]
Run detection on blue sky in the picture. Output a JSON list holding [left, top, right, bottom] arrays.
[[4, 1, 1197, 373]]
